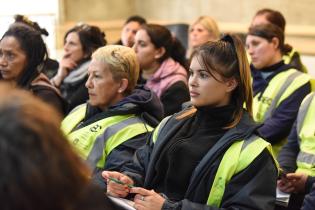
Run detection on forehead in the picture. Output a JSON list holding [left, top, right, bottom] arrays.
[[192, 23, 206, 30], [0, 36, 23, 51], [66, 32, 80, 42], [135, 29, 150, 41], [124, 21, 141, 30]]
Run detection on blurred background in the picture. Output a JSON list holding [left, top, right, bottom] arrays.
[[1, 0, 314, 77]]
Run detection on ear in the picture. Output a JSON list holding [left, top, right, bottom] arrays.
[[225, 78, 238, 93], [117, 78, 129, 94], [154, 47, 166, 60], [271, 37, 279, 50]]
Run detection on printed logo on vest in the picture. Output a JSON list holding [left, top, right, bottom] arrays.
[[90, 124, 102, 133]]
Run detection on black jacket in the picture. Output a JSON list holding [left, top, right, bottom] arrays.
[[123, 107, 278, 210]]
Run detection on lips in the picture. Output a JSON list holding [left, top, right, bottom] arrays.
[[190, 91, 199, 97]]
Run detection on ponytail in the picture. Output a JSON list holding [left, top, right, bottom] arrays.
[[170, 37, 188, 69]]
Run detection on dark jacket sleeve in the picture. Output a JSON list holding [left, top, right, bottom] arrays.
[[67, 82, 89, 112], [277, 120, 300, 173], [91, 133, 150, 189], [302, 183, 315, 210], [32, 85, 67, 116], [258, 82, 311, 144], [121, 133, 155, 187], [160, 81, 190, 116], [162, 149, 278, 210]]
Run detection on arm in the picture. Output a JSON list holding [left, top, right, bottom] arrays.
[[277, 120, 300, 173], [160, 81, 190, 116], [91, 133, 148, 189], [258, 82, 311, 144]]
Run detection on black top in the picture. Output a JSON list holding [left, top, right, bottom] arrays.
[[152, 105, 235, 201]]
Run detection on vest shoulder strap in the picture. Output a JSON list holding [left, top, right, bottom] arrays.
[[207, 136, 276, 207]]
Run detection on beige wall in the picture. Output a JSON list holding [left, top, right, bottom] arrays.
[[59, 0, 315, 54]]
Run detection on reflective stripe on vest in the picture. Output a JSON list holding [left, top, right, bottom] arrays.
[[61, 104, 153, 170], [207, 136, 277, 207], [253, 69, 310, 155], [296, 93, 315, 176]]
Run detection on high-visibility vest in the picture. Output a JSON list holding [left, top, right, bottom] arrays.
[[61, 104, 153, 170], [296, 93, 315, 176], [152, 117, 278, 208], [207, 136, 277, 207], [253, 68, 311, 155]]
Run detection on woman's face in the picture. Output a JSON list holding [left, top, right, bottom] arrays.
[[85, 59, 123, 110], [189, 56, 235, 107], [133, 29, 161, 70], [189, 23, 212, 48], [63, 32, 85, 63], [246, 35, 278, 69], [121, 21, 142, 47], [0, 36, 27, 81]]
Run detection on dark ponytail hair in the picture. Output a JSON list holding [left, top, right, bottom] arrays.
[[142, 24, 188, 69], [14, 14, 49, 36], [1, 23, 48, 87], [194, 34, 252, 128], [248, 23, 292, 55]]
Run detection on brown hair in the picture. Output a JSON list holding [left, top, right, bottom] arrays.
[[248, 23, 292, 55], [192, 34, 253, 128], [255, 8, 286, 32], [0, 83, 91, 210]]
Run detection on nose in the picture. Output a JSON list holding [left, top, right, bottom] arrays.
[[132, 43, 138, 53], [247, 45, 253, 55], [188, 73, 198, 88], [0, 54, 8, 67], [85, 74, 93, 89]]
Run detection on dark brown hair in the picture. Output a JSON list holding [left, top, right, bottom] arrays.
[[141, 24, 188, 69], [193, 34, 253, 128], [64, 24, 107, 59], [248, 23, 292, 55], [255, 8, 286, 32], [0, 83, 91, 210]]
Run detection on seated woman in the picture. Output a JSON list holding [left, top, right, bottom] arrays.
[[0, 23, 66, 114], [51, 23, 106, 112], [187, 16, 220, 59], [277, 92, 315, 209], [115, 15, 147, 47], [103, 35, 278, 210], [0, 84, 119, 210], [134, 24, 190, 116], [251, 8, 308, 73], [246, 23, 312, 156], [61, 45, 163, 186]]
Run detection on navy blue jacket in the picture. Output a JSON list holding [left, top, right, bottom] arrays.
[[251, 61, 311, 144], [302, 183, 315, 210]]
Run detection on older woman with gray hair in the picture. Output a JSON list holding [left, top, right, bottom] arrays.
[[61, 45, 163, 187]]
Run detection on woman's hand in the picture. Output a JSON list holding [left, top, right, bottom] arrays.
[[102, 171, 134, 198], [277, 172, 308, 193], [51, 55, 77, 87], [131, 187, 165, 210]]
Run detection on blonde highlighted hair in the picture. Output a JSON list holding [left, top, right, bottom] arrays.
[[92, 45, 140, 95]]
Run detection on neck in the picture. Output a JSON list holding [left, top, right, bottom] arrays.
[[269, 53, 282, 67], [142, 62, 161, 80]]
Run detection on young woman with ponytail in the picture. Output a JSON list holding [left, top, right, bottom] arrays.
[[133, 24, 190, 116], [103, 34, 278, 210], [246, 23, 312, 156]]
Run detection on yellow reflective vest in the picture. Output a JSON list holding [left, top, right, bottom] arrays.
[[61, 104, 153, 170], [253, 68, 311, 155], [296, 92, 315, 176]]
